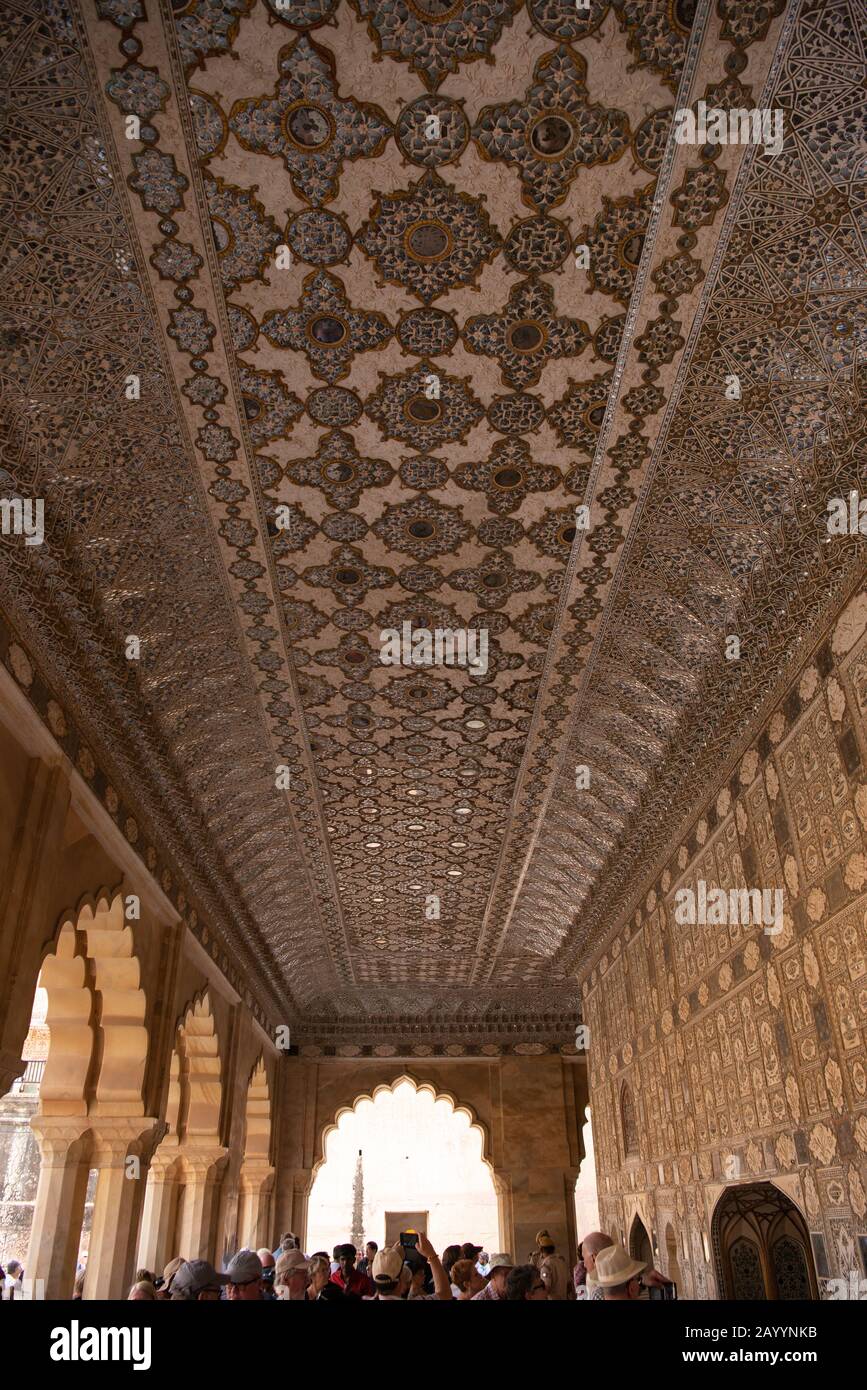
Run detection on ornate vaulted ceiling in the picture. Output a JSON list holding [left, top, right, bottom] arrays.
[[1, 0, 865, 1048]]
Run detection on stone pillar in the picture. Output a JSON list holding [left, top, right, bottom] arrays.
[[292, 1169, 313, 1250], [137, 1151, 181, 1275], [492, 1168, 515, 1259], [494, 1056, 581, 1266], [27, 1117, 91, 1300], [176, 1147, 228, 1262], [84, 1118, 157, 1300], [238, 1159, 275, 1250]]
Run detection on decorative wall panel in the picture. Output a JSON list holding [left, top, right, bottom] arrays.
[[581, 589, 867, 1295]]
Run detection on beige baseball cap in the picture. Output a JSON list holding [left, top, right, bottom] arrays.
[[372, 1245, 405, 1283]]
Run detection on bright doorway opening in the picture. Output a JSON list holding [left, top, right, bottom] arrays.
[[307, 1076, 499, 1256]]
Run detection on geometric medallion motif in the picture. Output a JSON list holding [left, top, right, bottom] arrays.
[[473, 46, 631, 210], [364, 362, 484, 448], [205, 175, 282, 293], [462, 279, 590, 388], [262, 271, 393, 383], [229, 36, 391, 205], [356, 171, 500, 304], [349, 0, 522, 92], [285, 431, 393, 510], [453, 438, 562, 515]]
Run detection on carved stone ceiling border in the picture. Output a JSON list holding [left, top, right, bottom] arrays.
[[2, 0, 864, 1040]]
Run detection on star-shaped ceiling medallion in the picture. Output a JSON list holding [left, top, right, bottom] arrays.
[[579, 182, 656, 306], [356, 171, 500, 304], [472, 46, 630, 211], [453, 438, 562, 515], [527, 505, 582, 560], [204, 175, 281, 293], [548, 370, 613, 453], [285, 430, 393, 510], [462, 278, 589, 388], [262, 270, 393, 383], [173, 0, 256, 75], [301, 543, 396, 602], [349, 0, 522, 92], [372, 493, 472, 560], [365, 361, 484, 448], [446, 550, 540, 610], [238, 365, 305, 445], [229, 36, 391, 205]]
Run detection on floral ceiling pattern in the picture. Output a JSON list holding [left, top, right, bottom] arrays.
[[1, 0, 864, 1045]]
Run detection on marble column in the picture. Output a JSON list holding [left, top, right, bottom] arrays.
[[137, 1147, 181, 1274], [238, 1159, 275, 1250], [85, 1118, 157, 1300], [27, 1116, 91, 1300], [176, 1146, 228, 1262]]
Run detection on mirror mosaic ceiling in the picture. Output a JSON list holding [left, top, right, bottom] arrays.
[[1, 0, 864, 1044]]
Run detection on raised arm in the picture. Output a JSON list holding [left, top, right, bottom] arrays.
[[416, 1233, 452, 1300]]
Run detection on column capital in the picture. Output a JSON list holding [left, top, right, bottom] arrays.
[[178, 1142, 229, 1181], [89, 1116, 159, 1164], [29, 1114, 90, 1161], [240, 1160, 275, 1191]]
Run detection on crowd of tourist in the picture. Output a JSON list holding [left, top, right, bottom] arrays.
[[1, 1227, 672, 1301]]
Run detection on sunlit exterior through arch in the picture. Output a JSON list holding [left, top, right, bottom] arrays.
[[307, 1077, 499, 1257]]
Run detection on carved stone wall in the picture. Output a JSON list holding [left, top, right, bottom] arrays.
[[580, 586, 867, 1297], [272, 1052, 587, 1263]]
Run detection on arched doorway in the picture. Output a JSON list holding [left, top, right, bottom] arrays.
[[629, 1213, 653, 1267], [307, 1075, 499, 1256], [712, 1183, 818, 1300]]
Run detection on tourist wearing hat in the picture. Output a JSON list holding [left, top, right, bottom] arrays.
[[156, 1255, 185, 1299], [226, 1247, 265, 1300], [275, 1247, 310, 1301], [364, 1233, 451, 1300], [470, 1252, 514, 1300], [580, 1230, 673, 1301], [170, 1259, 229, 1301], [364, 1244, 408, 1300], [531, 1229, 574, 1300], [594, 1244, 647, 1300]]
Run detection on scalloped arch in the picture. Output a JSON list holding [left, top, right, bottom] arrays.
[[313, 1070, 493, 1179], [37, 885, 147, 1116], [175, 988, 223, 1142], [243, 1054, 272, 1162]]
